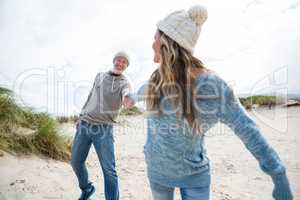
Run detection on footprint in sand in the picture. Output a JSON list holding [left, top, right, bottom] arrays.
[[222, 160, 236, 174]]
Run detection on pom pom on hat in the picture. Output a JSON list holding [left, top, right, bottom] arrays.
[[188, 5, 208, 26]]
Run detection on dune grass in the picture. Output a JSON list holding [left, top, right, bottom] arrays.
[[0, 87, 71, 161], [56, 115, 79, 124], [120, 105, 143, 115], [0, 88, 25, 133], [239, 95, 277, 109]]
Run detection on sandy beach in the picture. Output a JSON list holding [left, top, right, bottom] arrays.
[[0, 106, 299, 200]]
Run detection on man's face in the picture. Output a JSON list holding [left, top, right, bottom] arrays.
[[113, 57, 128, 74]]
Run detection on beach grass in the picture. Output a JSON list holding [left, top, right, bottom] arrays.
[[0, 87, 71, 161], [239, 95, 277, 109], [56, 115, 79, 124], [120, 105, 143, 115]]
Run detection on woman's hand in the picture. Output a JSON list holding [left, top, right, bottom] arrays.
[[272, 173, 293, 200]]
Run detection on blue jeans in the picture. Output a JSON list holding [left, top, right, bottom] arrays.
[[71, 120, 119, 200], [150, 182, 210, 200]]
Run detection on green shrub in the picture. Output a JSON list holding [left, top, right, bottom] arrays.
[[0, 87, 71, 161], [239, 95, 276, 109]]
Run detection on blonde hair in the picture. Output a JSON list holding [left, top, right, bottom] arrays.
[[146, 30, 205, 133]]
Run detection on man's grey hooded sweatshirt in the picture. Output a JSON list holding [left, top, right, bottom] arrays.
[[80, 71, 131, 124]]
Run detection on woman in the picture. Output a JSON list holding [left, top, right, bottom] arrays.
[[132, 5, 293, 200]]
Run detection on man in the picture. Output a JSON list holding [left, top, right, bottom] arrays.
[[71, 51, 134, 200]]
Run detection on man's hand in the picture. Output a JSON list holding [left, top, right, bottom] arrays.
[[122, 96, 134, 109]]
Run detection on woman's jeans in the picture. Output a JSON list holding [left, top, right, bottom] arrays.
[[150, 181, 210, 200], [71, 120, 119, 200]]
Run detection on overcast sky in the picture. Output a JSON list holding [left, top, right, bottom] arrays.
[[1, 0, 300, 116]]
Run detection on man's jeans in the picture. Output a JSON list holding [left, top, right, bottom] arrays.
[[71, 120, 119, 200], [150, 181, 210, 200]]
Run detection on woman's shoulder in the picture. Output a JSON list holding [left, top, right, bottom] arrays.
[[194, 69, 233, 99], [195, 69, 226, 86]]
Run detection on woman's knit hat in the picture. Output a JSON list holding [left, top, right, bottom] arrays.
[[157, 5, 208, 53]]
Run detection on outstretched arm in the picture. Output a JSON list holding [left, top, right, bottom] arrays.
[[128, 82, 149, 103], [121, 80, 149, 109], [120, 79, 135, 109], [219, 83, 293, 200]]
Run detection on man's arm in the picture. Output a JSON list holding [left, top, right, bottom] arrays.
[[121, 79, 135, 109]]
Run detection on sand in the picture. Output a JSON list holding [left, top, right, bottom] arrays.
[[0, 106, 299, 200]]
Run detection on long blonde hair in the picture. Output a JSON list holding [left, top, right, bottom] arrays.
[[146, 30, 206, 132]]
